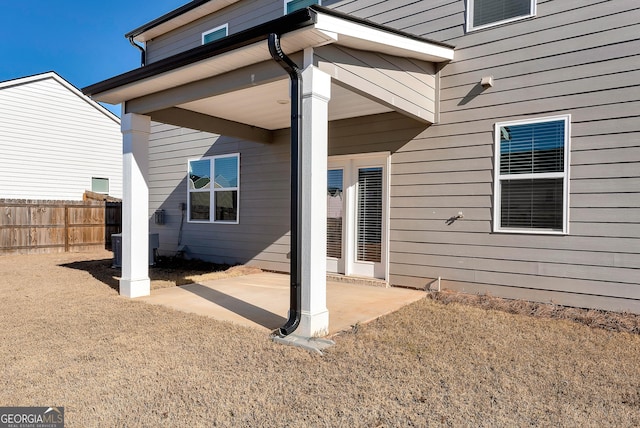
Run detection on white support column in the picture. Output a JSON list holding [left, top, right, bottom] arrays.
[[298, 65, 331, 337], [120, 113, 151, 298]]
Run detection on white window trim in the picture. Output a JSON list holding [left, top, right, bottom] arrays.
[[201, 23, 229, 45], [493, 115, 570, 235], [284, 0, 321, 15], [466, 0, 537, 32], [187, 153, 240, 224]]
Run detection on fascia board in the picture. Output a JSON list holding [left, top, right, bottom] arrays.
[[313, 12, 454, 63]]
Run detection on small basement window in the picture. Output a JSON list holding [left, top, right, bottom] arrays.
[[285, 0, 320, 14], [467, 0, 536, 31], [202, 24, 229, 44], [493, 115, 570, 234], [188, 154, 239, 223], [92, 177, 109, 194]]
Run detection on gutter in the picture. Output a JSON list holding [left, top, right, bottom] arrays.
[[268, 33, 302, 337], [82, 5, 454, 98], [128, 37, 146, 67]]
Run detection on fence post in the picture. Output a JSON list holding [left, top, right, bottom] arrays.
[[64, 206, 69, 253]]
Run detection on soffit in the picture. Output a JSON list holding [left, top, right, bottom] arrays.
[[178, 80, 391, 130]]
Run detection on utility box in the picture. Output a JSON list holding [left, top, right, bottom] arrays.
[[112, 233, 159, 267]]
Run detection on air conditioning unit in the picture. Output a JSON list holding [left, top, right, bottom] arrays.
[[112, 233, 159, 268]]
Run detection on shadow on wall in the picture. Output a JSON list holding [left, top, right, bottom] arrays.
[[148, 112, 428, 269]]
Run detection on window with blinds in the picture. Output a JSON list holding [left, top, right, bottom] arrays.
[[468, 0, 535, 31], [327, 169, 343, 259], [356, 167, 383, 262], [494, 116, 569, 233]]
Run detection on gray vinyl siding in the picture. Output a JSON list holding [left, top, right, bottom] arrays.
[[145, 0, 283, 63], [148, 122, 291, 270], [315, 45, 437, 123], [145, 0, 639, 313], [377, 0, 640, 312]]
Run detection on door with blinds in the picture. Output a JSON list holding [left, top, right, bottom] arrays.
[[327, 155, 388, 280]]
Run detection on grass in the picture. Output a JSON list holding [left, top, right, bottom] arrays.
[[1, 250, 638, 427]]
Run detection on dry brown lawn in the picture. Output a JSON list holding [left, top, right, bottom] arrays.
[[1, 250, 639, 427]]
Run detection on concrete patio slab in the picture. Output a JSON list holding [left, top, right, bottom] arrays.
[[137, 272, 426, 335]]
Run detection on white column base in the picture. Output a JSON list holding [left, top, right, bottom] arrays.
[[298, 309, 329, 338], [120, 278, 151, 298]]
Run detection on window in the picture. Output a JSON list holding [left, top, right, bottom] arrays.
[[493, 115, 570, 234], [188, 154, 239, 223], [92, 177, 109, 194], [467, 0, 535, 31], [285, 0, 320, 14], [202, 24, 228, 44]]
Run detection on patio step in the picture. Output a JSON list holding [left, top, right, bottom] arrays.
[[326, 273, 389, 288]]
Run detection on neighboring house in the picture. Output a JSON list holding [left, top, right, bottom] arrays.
[[83, 0, 640, 337], [0, 72, 122, 201]]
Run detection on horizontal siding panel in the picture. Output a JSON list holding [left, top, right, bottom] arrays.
[[441, 39, 640, 88], [572, 146, 640, 165], [391, 195, 489, 208], [572, 134, 640, 151], [391, 170, 491, 186], [391, 262, 639, 300], [571, 178, 640, 194], [441, 57, 640, 102], [571, 193, 640, 208], [570, 208, 639, 223], [392, 158, 492, 174], [391, 207, 492, 221], [390, 182, 491, 197], [569, 222, 640, 239], [391, 144, 492, 163], [392, 219, 490, 233], [390, 230, 639, 253], [572, 163, 640, 180], [440, 85, 640, 123], [390, 252, 638, 285], [456, 5, 640, 62], [392, 241, 640, 269]]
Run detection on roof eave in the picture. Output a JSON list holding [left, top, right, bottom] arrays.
[[83, 7, 455, 103]]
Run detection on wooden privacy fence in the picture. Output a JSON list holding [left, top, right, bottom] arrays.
[[0, 198, 122, 255]]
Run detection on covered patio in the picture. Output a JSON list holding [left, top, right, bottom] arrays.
[[137, 272, 426, 335], [83, 5, 453, 339]]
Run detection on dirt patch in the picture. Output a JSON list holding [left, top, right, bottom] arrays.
[[1, 251, 639, 427], [429, 289, 640, 335]]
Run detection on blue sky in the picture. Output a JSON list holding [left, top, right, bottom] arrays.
[[0, 1, 188, 116]]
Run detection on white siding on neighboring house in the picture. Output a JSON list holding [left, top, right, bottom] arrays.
[[0, 72, 122, 200]]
